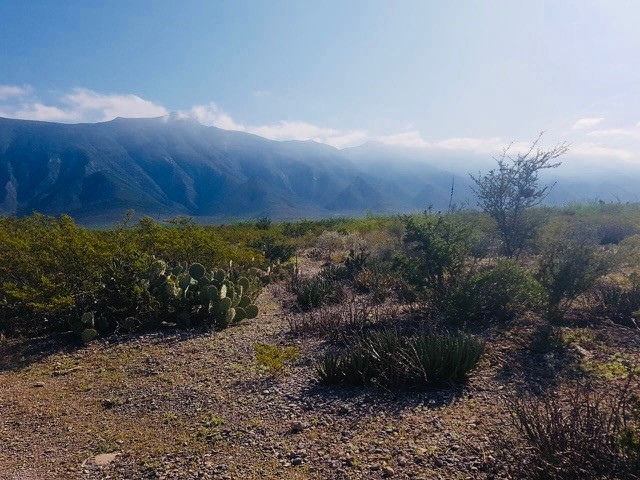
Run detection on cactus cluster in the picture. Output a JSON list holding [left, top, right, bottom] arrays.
[[69, 312, 98, 343], [146, 261, 261, 330], [70, 260, 265, 343]]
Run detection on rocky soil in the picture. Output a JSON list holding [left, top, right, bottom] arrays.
[[1, 275, 638, 479]]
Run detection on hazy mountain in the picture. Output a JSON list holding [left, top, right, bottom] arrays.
[[0, 116, 638, 225]]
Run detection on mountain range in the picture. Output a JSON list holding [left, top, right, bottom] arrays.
[[0, 115, 638, 225]]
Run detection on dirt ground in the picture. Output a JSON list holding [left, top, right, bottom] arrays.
[[1, 273, 639, 480]]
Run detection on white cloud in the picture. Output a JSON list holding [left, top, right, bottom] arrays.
[[570, 142, 637, 161], [1, 85, 639, 163], [3, 103, 80, 122], [249, 121, 368, 148], [435, 136, 506, 153], [587, 126, 640, 138], [185, 102, 246, 131], [572, 117, 604, 130], [62, 88, 167, 121], [183, 103, 367, 148], [0, 85, 29, 100], [377, 130, 430, 148], [0, 87, 167, 123]]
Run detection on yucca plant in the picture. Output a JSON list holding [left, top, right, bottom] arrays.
[[316, 353, 344, 385], [409, 332, 485, 384], [294, 275, 334, 310], [318, 329, 484, 390]]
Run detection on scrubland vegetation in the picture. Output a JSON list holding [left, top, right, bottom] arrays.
[[1, 149, 639, 479], [1, 200, 639, 479]]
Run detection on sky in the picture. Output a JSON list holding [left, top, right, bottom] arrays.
[[1, 0, 640, 162]]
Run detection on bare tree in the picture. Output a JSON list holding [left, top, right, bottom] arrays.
[[470, 133, 568, 258]]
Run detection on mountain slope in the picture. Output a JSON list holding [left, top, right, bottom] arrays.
[[1, 116, 638, 224]]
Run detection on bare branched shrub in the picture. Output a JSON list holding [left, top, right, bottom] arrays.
[[288, 296, 399, 341], [310, 231, 367, 260], [496, 377, 640, 479], [471, 134, 567, 258]]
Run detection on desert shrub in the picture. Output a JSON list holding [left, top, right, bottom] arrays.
[[537, 224, 611, 317], [448, 260, 547, 325], [502, 380, 640, 479], [593, 274, 640, 329], [288, 298, 398, 340], [353, 269, 396, 303], [0, 214, 270, 340], [597, 218, 637, 245], [313, 230, 346, 259], [618, 235, 640, 270], [251, 235, 295, 263], [254, 343, 300, 375], [0, 214, 109, 333], [255, 216, 272, 230], [398, 213, 472, 312], [470, 136, 567, 258], [316, 329, 484, 390]]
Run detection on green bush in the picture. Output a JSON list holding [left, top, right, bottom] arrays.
[[316, 329, 484, 390], [251, 235, 295, 263], [399, 213, 472, 311], [0, 214, 268, 340], [537, 224, 611, 317], [448, 260, 546, 325]]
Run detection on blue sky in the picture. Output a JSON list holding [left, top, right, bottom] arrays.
[[1, 0, 640, 162]]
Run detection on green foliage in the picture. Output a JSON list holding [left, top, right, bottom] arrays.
[[537, 223, 611, 317], [255, 216, 272, 230], [448, 260, 547, 325], [593, 274, 640, 328], [254, 343, 300, 375], [0, 214, 270, 341], [251, 235, 295, 262], [399, 213, 472, 310], [317, 330, 484, 390]]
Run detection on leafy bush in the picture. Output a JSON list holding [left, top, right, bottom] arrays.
[[0, 214, 269, 340], [255, 216, 272, 230], [316, 329, 484, 390], [502, 380, 640, 479], [597, 218, 637, 245], [448, 260, 547, 325], [537, 224, 611, 318], [399, 213, 472, 311], [251, 235, 295, 263]]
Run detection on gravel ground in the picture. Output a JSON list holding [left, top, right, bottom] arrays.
[[1, 276, 638, 480]]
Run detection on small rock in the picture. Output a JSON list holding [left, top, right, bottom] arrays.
[[33, 382, 45, 388], [92, 452, 119, 466], [290, 421, 305, 433], [382, 466, 395, 477], [291, 457, 303, 466]]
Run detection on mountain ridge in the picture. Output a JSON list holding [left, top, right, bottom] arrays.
[[0, 116, 638, 224]]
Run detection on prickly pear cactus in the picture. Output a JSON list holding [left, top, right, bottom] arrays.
[[81, 328, 98, 343]]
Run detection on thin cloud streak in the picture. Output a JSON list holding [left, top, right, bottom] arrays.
[[0, 87, 639, 162]]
